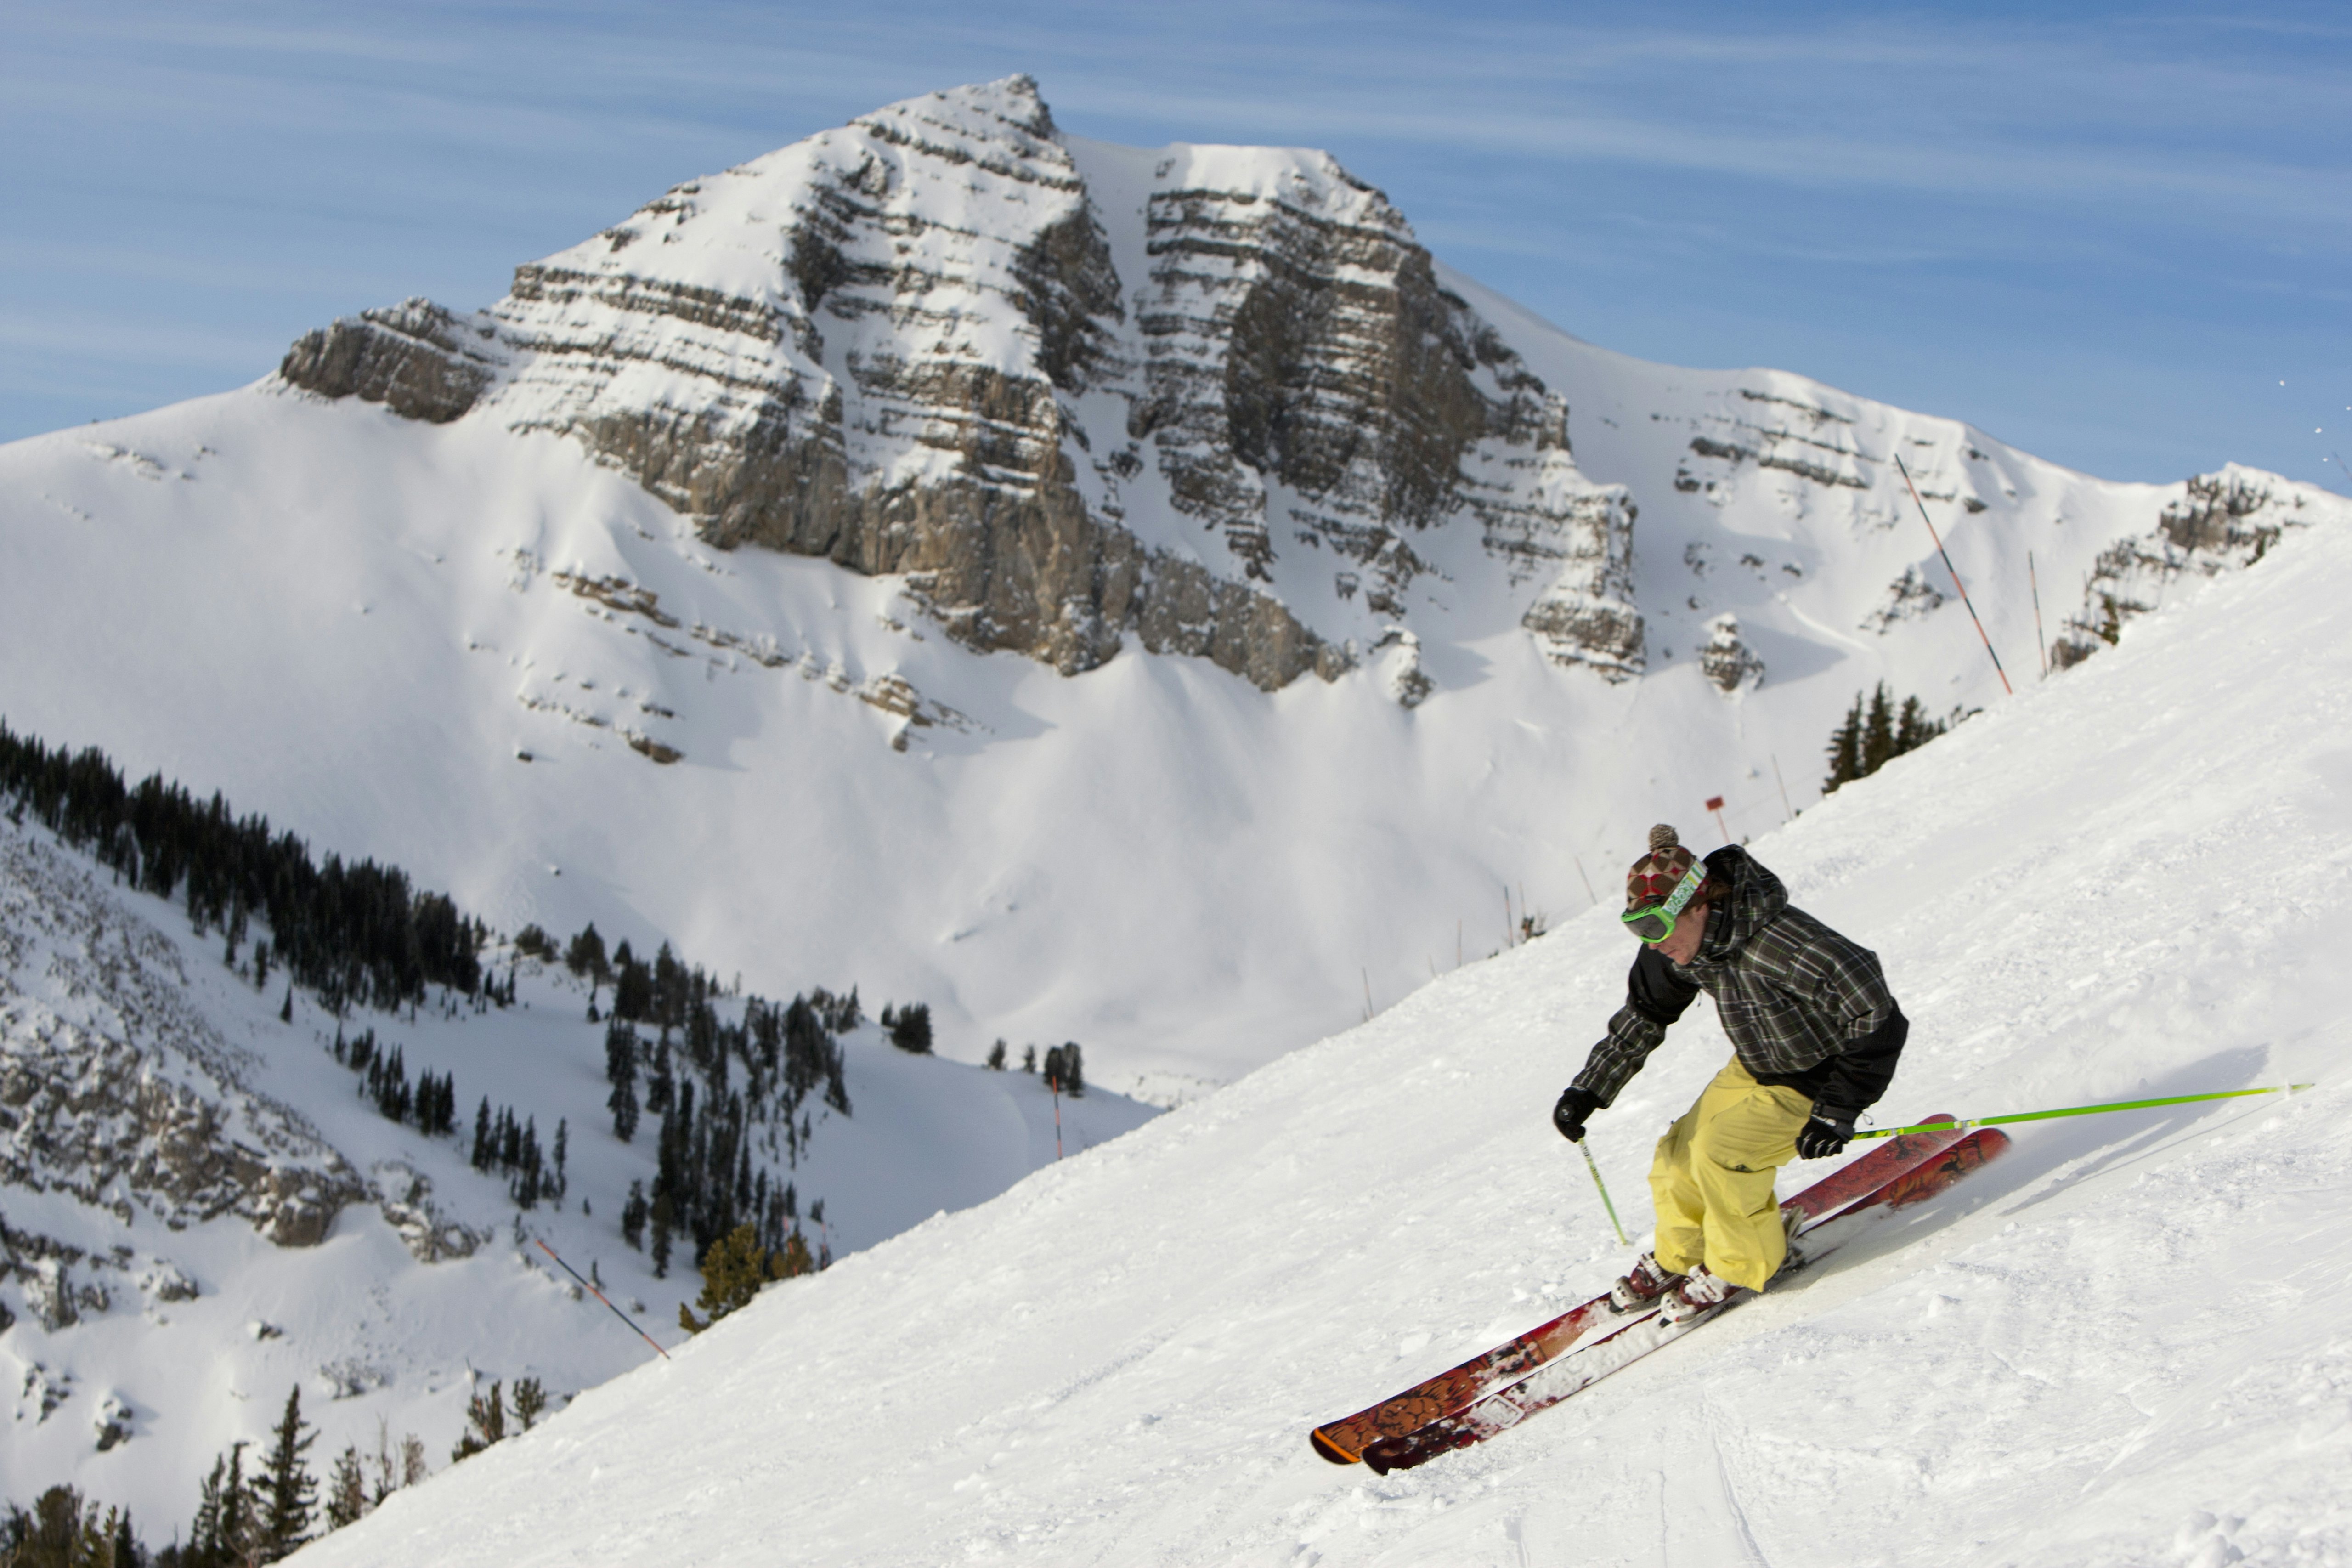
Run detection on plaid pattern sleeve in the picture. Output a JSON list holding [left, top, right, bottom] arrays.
[[1571, 1002, 1670, 1108], [1571, 950, 1702, 1107]]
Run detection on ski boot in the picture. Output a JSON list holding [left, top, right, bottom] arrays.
[[1609, 1252, 1685, 1313], [1658, 1264, 1736, 1325]]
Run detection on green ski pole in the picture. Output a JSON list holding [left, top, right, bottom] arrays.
[[1580, 1140, 1631, 1248], [1854, 1083, 2314, 1141]]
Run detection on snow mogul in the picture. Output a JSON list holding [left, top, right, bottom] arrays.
[[1550, 824, 1906, 1323]]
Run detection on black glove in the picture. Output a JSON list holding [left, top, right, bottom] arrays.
[[1552, 1087, 1602, 1143], [1795, 1109, 1856, 1160]]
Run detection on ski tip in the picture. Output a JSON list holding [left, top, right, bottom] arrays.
[[1309, 1428, 1361, 1466]]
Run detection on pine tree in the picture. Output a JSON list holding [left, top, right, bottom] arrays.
[[510, 1378, 549, 1432], [1822, 691, 1864, 792], [650, 1193, 674, 1278], [324, 1445, 367, 1530], [278, 986, 294, 1025], [565, 922, 608, 982], [678, 1222, 797, 1333], [610, 1071, 639, 1143], [450, 1381, 506, 1463], [887, 1002, 933, 1053], [1824, 684, 1951, 793], [823, 1036, 850, 1116], [189, 1441, 254, 1568], [1894, 694, 1946, 756], [1021, 1045, 1038, 1074], [1061, 1042, 1086, 1098], [2, 1484, 108, 1568], [986, 1039, 1007, 1070], [622, 1179, 649, 1251], [1860, 683, 1897, 777], [256, 1384, 317, 1561]]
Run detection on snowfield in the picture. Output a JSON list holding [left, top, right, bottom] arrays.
[[293, 463, 2352, 1564]]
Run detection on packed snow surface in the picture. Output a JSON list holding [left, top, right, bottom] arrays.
[[297, 474, 2352, 1563]]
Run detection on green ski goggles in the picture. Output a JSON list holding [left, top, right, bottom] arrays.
[[1621, 862, 1707, 943]]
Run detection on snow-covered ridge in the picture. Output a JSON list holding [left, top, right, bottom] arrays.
[[277, 74, 1643, 691], [270, 74, 2345, 717]]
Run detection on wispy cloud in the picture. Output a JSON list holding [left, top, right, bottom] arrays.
[[3, 0, 2348, 482]]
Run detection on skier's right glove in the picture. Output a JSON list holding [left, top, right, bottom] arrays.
[[1552, 1087, 1602, 1143], [1795, 1110, 1856, 1159]]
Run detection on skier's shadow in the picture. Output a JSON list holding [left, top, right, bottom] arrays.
[[1789, 1046, 2276, 1279]]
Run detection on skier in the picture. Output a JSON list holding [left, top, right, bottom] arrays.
[[1550, 824, 1906, 1323]]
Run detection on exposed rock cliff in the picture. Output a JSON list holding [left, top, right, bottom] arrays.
[[0, 827, 364, 1254], [1700, 613, 1764, 692], [2050, 465, 2322, 668], [277, 75, 1640, 695]]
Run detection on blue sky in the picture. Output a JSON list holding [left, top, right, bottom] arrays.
[[5, 1, 2348, 487]]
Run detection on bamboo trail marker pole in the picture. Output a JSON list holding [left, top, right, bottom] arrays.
[[1895, 453, 2013, 696], [1854, 1084, 2314, 1141], [1573, 856, 1597, 907], [1770, 754, 1794, 823], [2029, 549, 2049, 679], [1705, 795, 1731, 846], [1581, 1142, 1631, 1248], [535, 1238, 670, 1359]]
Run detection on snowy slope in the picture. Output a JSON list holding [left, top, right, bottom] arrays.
[[297, 502, 2352, 1566], [0, 816, 1153, 1530], [5, 79, 2344, 1107]]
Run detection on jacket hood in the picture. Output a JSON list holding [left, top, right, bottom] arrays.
[[1696, 845, 1786, 963]]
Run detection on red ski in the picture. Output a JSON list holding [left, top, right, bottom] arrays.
[[1309, 1115, 1970, 1465], [1358, 1127, 2012, 1473]]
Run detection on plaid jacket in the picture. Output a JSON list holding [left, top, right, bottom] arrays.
[[1572, 847, 1905, 1115]]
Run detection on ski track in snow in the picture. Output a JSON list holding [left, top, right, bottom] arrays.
[[281, 515, 2352, 1565]]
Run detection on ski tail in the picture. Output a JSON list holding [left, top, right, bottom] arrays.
[[1309, 1113, 1967, 1464], [1359, 1125, 2012, 1475]]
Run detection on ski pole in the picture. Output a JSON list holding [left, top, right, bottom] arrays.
[[535, 1238, 671, 1359], [1579, 1141, 1631, 1248], [1894, 453, 2013, 696], [1854, 1083, 2314, 1141]]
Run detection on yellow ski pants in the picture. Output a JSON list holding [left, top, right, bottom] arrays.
[[1648, 1057, 1813, 1291]]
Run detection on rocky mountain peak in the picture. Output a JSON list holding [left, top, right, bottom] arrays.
[[276, 78, 1642, 694]]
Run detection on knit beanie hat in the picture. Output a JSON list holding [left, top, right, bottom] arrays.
[[1625, 823, 1702, 910]]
